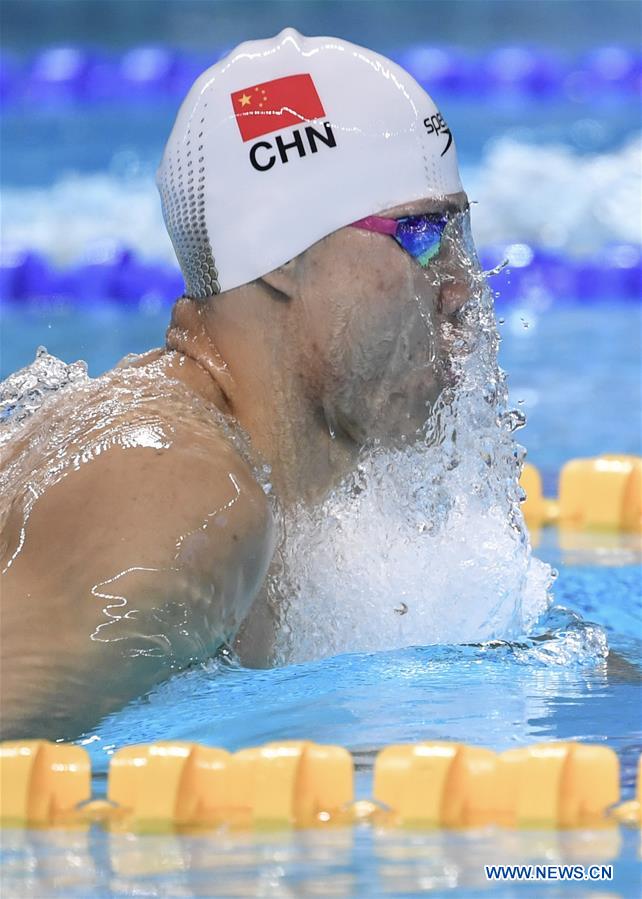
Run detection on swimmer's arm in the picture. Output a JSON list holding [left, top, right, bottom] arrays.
[[0, 433, 275, 739]]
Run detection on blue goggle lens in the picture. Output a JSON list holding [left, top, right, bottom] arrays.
[[394, 214, 449, 267]]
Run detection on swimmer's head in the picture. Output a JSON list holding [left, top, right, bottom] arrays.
[[157, 27, 463, 298]]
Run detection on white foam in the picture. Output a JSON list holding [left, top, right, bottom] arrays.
[[271, 439, 552, 664], [1, 173, 176, 266], [1, 135, 640, 266], [465, 133, 642, 252]]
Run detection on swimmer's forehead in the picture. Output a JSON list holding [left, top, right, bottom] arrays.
[[380, 191, 469, 219]]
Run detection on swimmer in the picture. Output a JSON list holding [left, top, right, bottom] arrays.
[[0, 29, 476, 739]]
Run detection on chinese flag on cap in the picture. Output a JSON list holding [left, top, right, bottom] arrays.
[[231, 73, 326, 143]]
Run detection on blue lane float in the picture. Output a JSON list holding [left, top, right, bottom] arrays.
[[0, 248, 184, 305], [478, 244, 642, 304], [1, 245, 639, 306], [0, 45, 640, 107]]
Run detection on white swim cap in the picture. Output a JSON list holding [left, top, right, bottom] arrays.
[[157, 27, 463, 297]]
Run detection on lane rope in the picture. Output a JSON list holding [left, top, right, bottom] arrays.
[[0, 738, 639, 831]]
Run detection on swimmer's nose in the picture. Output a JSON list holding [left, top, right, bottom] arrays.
[[438, 277, 471, 317], [436, 237, 475, 317]]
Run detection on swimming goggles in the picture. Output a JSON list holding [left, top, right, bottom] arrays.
[[349, 212, 449, 267]]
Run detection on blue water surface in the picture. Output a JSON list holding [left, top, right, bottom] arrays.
[[1, 562, 641, 897], [78, 562, 641, 786]]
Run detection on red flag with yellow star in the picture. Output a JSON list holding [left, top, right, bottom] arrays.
[[231, 73, 326, 143]]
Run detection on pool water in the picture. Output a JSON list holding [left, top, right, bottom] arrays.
[[3, 822, 640, 897]]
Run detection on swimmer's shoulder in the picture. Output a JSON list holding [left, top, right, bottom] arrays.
[[79, 350, 275, 567], [2, 349, 275, 615], [0, 352, 276, 739], [108, 348, 273, 542]]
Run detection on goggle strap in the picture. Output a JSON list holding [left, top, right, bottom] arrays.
[[349, 215, 398, 236]]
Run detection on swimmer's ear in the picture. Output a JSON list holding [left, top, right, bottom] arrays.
[[259, 258, 298, 300]]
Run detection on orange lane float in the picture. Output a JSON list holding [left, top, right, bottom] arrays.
[[1, 738, 638, 833]]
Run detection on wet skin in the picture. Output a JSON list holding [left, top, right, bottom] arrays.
[[0, 192, 472, 739]]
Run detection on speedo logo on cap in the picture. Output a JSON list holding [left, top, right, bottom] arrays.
[[424, 112, 453, 157], [231, 73, 337, 172]]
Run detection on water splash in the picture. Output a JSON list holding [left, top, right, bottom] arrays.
[[0, 346, 88, 439], [481, 606, 609, 667], [269, 434, 553, 663], [268, 238, 554, 663]]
